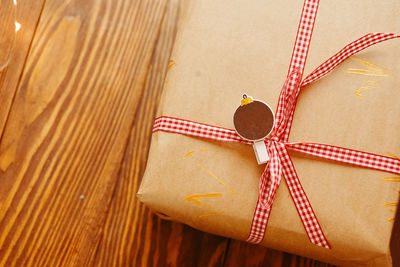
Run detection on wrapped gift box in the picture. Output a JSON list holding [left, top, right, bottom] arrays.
[[138, 0, 400, 266]]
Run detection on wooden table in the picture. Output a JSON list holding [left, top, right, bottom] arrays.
[[0, 0, 336, 266]]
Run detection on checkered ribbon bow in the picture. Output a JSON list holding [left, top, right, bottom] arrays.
[[153, 0, 400, 249]]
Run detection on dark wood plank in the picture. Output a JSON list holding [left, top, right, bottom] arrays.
[[224, 240, 336, 267], [390, 198, 400, 267], [0, 0, 169, 266], [94, 0, 230, 266], [0, 0, 46, 140]]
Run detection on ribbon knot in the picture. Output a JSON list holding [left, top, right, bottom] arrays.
[[258, 68, 303, 209]]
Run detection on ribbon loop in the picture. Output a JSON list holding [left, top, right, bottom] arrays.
[[272, 68, 302, 142]]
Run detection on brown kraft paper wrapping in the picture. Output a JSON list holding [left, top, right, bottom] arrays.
[[138, 0, 400, 266]]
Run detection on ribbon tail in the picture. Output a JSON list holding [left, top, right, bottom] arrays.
[[280, 147, 331, 249], [246, 166, 274, 244], [287, 142, 400, 175], [247, 143, 284, 244]]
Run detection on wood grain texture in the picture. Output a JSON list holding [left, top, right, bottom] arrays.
[[0, 0, 169, 265], [0, 0, 337, 266], [0, 0, 46, 140]]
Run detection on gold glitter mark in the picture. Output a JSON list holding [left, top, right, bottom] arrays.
[[354, 85, 376, 98], [183, 148, 209, 159], [346, 57, 392, 97], [195, 163, 238, 195], [185, 193, 223, 214], [185, 193, 223, 206], [382, 177, 400, 182], [168, 59, 176, 71], [383, 202, 398, 208], [346, 57, 391, 77], [365, 80, 378, 85], [183, 150, 195, 159]]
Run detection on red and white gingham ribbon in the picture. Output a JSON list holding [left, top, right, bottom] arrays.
[[152, 0, 400, 249]]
